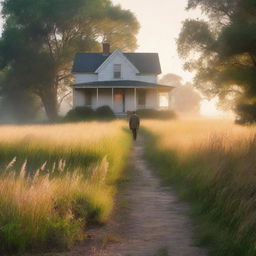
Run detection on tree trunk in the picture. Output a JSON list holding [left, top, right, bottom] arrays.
[[40, 88, 58, 121]]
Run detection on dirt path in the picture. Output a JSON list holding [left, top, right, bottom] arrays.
[[58, 136, 207, 256]]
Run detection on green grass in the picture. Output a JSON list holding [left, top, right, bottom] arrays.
[[0, 121, 132, 253], [143, 127, 256, 256]]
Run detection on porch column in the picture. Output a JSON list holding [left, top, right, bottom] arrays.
[[96, 88, 99, 107], [134, 88, 137, 110], [72, 88, 75, 109], [112, 88, 114, 109]]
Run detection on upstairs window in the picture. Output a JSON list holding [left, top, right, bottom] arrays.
[[113, 64, 121, 79]]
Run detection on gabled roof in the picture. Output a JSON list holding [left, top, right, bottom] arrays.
[[95, 49, 139, 74], [73, 80, 173, 90], [72, 52, 162, 74]]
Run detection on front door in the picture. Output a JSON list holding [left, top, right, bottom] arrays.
[[114, 89, 125, 113]]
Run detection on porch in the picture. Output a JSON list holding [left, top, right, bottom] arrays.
[[72, 80, 173, 114]]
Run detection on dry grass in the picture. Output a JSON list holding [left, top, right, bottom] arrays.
[[0, 121, 131, 253], [143, 119, 256, 256], [143, 119, 253, 151]]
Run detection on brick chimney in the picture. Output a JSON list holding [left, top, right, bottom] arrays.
[[103, 42, 110, 56]]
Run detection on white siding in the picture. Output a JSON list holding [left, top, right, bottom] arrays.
[[75, 74, 98, 84], [146, 89, 158, 109], [97, 89, 113, 109], [75, 72, 157, 84], [98, 53, 137, 81], [136, 75, 157, 83], [73, 88, 161, 113], [125, 89, 136, 111], [73, 89, 85, 107]]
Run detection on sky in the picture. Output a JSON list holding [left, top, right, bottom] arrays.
[[112, 0, 232, 117], [112, 0, 201, 82]]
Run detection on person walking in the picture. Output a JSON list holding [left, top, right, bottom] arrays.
[[129, 111, 140, 141]]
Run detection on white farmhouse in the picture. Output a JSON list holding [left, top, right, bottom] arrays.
[[72, 43, 173, 115]]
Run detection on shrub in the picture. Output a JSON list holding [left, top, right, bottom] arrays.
[[64, 106, 115, 122], [131, 109, 177, 119], [65, 107, 94, 122], [95, 106, 115, 119]]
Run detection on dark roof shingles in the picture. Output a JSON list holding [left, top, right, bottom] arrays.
[[72, 52, 162, 74], [124, 53, 161, 74], [72, 53, 108, 73]]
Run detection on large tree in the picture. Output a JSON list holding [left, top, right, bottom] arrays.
[[0, 0, 139, 120], [177, 0, 256, 122]]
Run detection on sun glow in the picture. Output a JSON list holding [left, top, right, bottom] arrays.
[[200, 98, 232, 118]]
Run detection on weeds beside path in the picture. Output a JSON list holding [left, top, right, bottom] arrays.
[[57, 135, 207, 256]]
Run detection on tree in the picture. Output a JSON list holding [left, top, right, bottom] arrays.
[[0, 0, 139, 121], [0, 68, 42, 123], [159, 73, 183, 87], [159, 73, 201, 115], [177, 0, 256, 122]]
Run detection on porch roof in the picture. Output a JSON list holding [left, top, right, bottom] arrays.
[[72, 80, 174, 90]]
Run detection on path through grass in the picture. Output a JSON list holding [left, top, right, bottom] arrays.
[[66, 136, 207, 256]]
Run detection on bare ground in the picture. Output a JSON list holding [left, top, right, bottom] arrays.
[[42, 136, 207, 256]]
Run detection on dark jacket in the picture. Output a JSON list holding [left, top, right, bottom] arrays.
[[129, 114, 140, 130]]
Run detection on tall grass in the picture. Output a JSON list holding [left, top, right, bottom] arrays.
[[143, 119, 256, 256], [0, 121, 131, 253]]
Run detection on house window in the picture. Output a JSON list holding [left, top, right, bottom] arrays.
[[159, 92, 169, 108], [113, 64, 121, 79], [85, 91, 92, 106], [138, 90, 146, 106], [114, 93, 122, 104]]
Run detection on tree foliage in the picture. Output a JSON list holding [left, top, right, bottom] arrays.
[[159, 73, 183, 87], [0, 0, 139, 121], [178, 0, 256, 122], [159, 73, 201, 115]]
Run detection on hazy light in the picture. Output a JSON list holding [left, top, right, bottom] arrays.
[[112, 0, 202, 82], [200, 98, 233, 118], [159, 93, 169, 107]]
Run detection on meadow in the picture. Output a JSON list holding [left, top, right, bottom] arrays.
[[0, 121, 131, 253], [2, 118, 256, 255], [143, 119, 256, 256]]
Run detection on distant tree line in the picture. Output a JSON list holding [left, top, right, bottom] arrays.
[[0, 0, 139, 122], [178, 0, 256, 123], [159, 73, 201, 116]]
